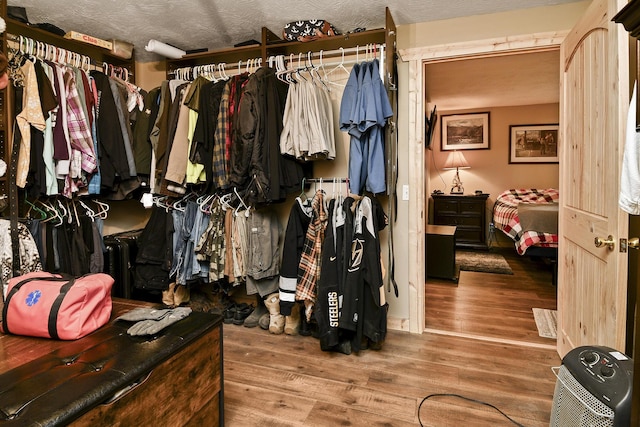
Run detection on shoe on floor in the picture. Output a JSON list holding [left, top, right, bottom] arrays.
[[232, 303, 254, 325], [223, 303, 237, 324], [264, 293, 285, 334], [244, 304, 268, 328], [258, 312, 270, 330], [284, 303, 300, 335]]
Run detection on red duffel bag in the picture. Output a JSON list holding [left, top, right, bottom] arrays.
[[1, 271, 114, 340]]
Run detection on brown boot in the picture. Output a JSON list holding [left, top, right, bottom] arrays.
[[162, 283, 176, 307], [263, 293, 285, 334], [284, 303, 300, 335]]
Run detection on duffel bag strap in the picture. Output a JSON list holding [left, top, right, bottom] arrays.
[[48, 278, 76, 340], [2, 275, 75, 338]]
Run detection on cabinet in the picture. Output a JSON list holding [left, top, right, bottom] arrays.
[[431, 194, 489, 250], [426, 224, 458, 281]]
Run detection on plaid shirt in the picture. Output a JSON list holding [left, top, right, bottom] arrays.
[[296, 190, 328, 303], [64, 68, 98, 174], [212, 82, 230, 191]]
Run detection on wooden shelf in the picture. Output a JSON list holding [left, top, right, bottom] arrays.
[[265, 28, 386, 57], [167, 10, 393, 80], [167, 43, 263, 72], [6, 19, 135, 72]]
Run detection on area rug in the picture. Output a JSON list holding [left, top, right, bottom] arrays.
[[456, 250, 513, 275], [532, 308, 557, 339]]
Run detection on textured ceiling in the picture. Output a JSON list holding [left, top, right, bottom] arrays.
[[10, 0, 582, 63], [426, 50, 561, 111]]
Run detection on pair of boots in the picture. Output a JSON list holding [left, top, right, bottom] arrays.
[[162, 282, 190, 307], [263, 293, 300, 335], [243, 294, 299, 335]]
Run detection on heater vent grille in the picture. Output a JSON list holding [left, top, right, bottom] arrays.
[[549, 365, 614, 427]]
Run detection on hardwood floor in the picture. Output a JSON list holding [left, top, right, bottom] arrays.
[[221, 248, 561, 426], [426, 246, 558, 347]]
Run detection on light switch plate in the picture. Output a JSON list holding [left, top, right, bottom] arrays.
[[402, 184, 409, 201]]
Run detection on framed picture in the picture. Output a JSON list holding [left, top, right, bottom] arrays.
[[509, 124, 559, 164], [441, 112, 490, 151]]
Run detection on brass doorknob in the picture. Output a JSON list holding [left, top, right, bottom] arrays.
[[594, 235, 615, 250], [629, 237, 639, 250]]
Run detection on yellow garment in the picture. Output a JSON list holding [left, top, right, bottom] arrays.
[[186, 109, 205, 184], [16, 61, 46, 187]]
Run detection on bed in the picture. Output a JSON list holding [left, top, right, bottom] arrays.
[[492, 188, 559, 256]]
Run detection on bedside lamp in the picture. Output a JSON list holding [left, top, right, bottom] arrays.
[[443, 151, 470, 194]]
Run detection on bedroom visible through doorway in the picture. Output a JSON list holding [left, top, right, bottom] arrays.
[[423, 49, 560, 345]]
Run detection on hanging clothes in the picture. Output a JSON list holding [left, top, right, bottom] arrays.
[[0, 220, 42, 297], [339, 59, 392, 195], [195, 197, 226, 283], [90, 71, 132, 190], [191, 79, 226, 192], [279, 196, 313, 316], [134, 205, 174, 292], [296, 189, 328, 319], [340, 196, 388, 352], [314, 197, 348, 351], [620, 81, 640, 214], [280, 75, 336, 161]]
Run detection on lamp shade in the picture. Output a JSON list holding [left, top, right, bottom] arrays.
[[443, 151, 470, 170]]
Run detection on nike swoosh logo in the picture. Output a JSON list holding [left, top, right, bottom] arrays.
[[330, 256, 337, 261]]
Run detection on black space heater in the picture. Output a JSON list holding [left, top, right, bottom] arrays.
[[549, 345, 633, 427]]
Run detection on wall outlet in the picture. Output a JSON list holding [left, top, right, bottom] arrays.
[[402, 184, 410, 201]]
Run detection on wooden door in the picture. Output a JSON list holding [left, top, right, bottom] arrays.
[[558, 0, 630, 357]]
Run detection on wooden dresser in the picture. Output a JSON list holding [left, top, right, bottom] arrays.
[[0, 299, 223, 426], [431, 193, 489, 250]]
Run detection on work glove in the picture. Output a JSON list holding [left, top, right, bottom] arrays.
[[126, 307, 192, 336], [116, 307, 173, 322]]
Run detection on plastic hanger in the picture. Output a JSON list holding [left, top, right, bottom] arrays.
[[197, 194, 215, 214], [56, 200, 69, 223], [38, 200, 62, 225], [220, 192, 234, 211], [24, 198, 47, 220], [78, 199, 97, 221], [92, 199, 110, 219], [324, 47, 350, 87], [275, 55, 288, 83], [233, 187, 251, 218], [70, 199, 81, 227], [299, 177, 307, 199]]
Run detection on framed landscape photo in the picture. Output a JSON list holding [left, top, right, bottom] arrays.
[[441, 112, 490, 151], [509, 124, 559, 164]]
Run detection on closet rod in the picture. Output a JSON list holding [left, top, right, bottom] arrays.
[[278, 43, 384, 62], [6, 33, 133, 78], [305, 178, 349, 183], [169, 42, 385, 78]]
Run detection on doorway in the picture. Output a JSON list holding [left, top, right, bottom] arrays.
[[422, 51, 560, 345], [398, 30, 569, 335]]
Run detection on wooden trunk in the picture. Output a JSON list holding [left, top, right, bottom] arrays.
[[0, 299, 223, 426]]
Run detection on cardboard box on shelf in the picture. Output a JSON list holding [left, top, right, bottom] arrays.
[[64, 31, 113, 50]]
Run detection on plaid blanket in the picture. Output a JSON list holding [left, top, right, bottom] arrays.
[[493, 189, 559, 255]]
